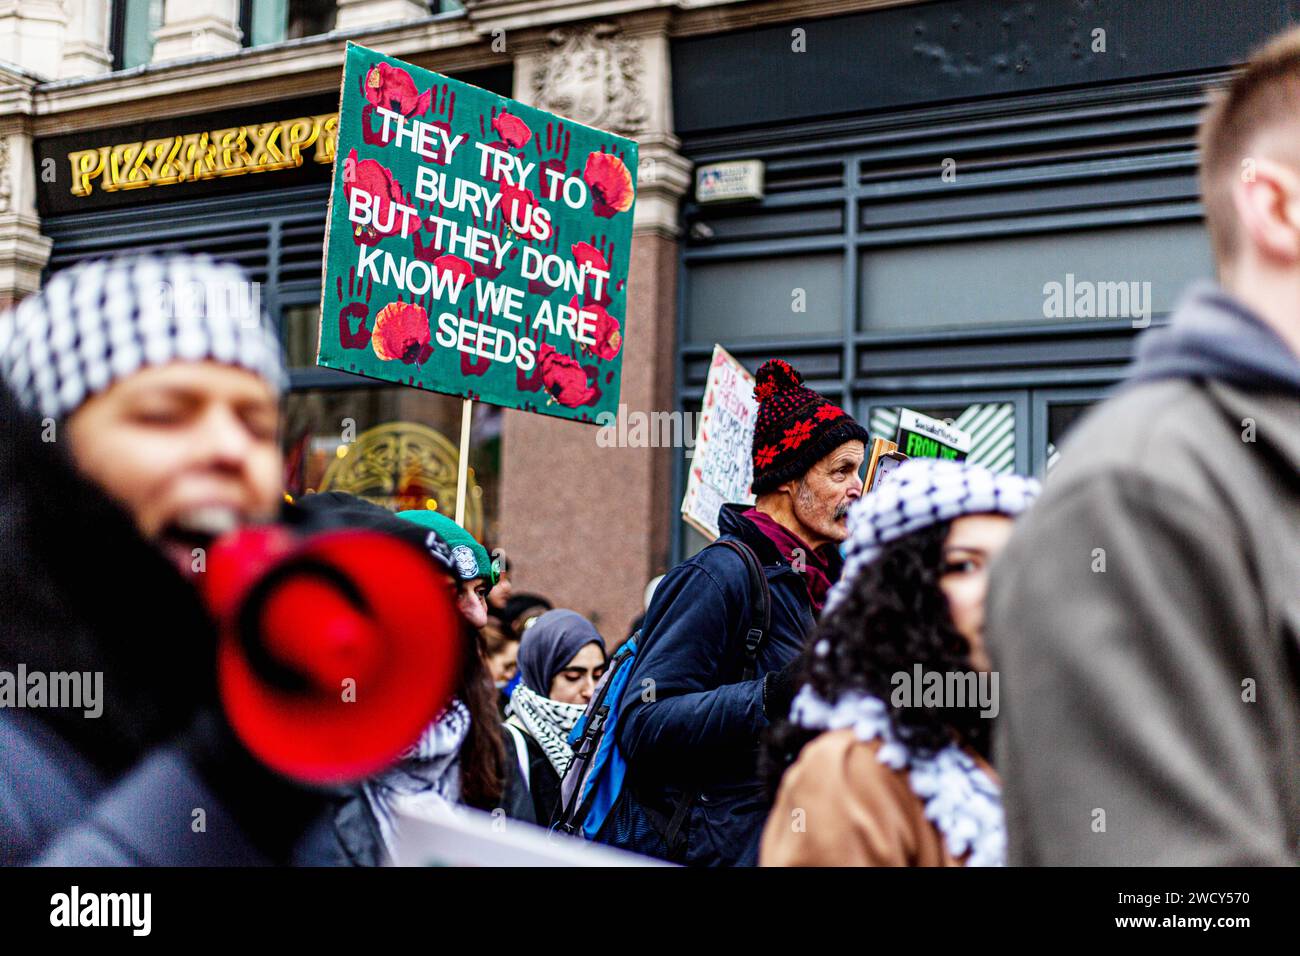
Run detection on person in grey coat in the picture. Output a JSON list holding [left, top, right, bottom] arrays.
[[0, 254, 324, 865], [985, 28, 1300, 865]]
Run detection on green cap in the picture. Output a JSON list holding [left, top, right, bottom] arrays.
[[396, 510, 497, 586]]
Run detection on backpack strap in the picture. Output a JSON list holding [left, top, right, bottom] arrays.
[[657, 538, 772, 859], [504, 721, 531, 791], [714, 538, 772, 682]]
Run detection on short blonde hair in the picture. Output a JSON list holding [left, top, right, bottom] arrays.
[[1199, 26, 1300, 266]]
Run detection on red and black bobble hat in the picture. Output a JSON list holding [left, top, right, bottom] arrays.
[[750, 359, 869, 495]]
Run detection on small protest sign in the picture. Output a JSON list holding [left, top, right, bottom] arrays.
[[864, 437, 907, 493], [895, 408, 972, 461], [681, 345, 757, 539], [318, 43, 638, 425]]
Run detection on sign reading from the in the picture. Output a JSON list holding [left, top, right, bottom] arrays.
[[895, 408, 972, 461]]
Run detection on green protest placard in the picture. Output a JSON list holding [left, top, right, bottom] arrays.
[[895, 408, 972, 461], [317, 43, 637, 425]]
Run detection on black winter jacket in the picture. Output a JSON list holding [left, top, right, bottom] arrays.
[[610, 503, 840, 866]]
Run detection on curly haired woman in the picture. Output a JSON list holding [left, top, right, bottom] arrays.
[[760, 458, 1038, 867]]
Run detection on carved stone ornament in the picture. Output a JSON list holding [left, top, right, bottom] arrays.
[[530, 24, 648, 135], [0, 140, 11, 215]]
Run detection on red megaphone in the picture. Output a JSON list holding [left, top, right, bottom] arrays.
[[200, 525, 461, 785]]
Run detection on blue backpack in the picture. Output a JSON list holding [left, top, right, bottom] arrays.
[[554, 539, 770, 847], [553, 633, 640, 840]]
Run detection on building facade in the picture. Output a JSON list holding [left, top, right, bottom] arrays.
[[1, 0, 1294, 638]]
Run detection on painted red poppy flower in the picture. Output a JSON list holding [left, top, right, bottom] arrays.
[[372, 301, 431, 364], [491, 111, 532, 149], [572, 241, 609, 274], [571, 241, 612, 304], [499, 182, 546, 241], [434, 254, 474, 287], [568, 296, 622, 361], [343, 149, 406, 246], [537, 344, 598, 407], [364, 62, 431, 116], [583, 152, 635, 218]]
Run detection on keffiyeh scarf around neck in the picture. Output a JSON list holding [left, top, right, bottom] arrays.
[[363, 697, 471, 859], [791, 686, 1006, 866], [507, 682, 586, 777]]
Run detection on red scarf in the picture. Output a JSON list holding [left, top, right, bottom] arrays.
[[741, 508, 834, 615]]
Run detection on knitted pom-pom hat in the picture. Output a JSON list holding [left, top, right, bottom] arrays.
[[750, 359, 869, 495]]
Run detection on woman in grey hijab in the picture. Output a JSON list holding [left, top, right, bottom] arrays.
[[505, 609, 606, 826]]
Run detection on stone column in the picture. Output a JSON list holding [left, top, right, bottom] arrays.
[[0, 0, 68, 77], [334, 0, 428, 32], [0, 68, 52, 309], [499, 16, 691, 639], [152, 0, 242, 64], [61, 0, 113, 77]]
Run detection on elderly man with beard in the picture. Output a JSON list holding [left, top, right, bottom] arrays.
[[606, 359, 867, 866]]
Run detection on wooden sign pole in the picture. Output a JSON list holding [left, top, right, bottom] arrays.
[[455, 398, 472, 526]]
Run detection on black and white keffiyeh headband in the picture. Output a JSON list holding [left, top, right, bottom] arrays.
[[0, 253, 286, 420], [823, 458, 1040, 616]]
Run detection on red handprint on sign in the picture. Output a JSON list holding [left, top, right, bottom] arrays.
[[534, 119, 575, 188], [337, 266, 374, 350], [517, 321, 550, 393], [417, 82, 458, 166], [455, 300, 495, 379], [469, 209, 514, 281]]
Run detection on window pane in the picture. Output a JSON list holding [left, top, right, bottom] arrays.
[[286, 0, 336, 41], [282, 304, 321, 368], [686, 254, 843, 343], [1045, 401, 1093, 473], [858, 222, 1213, 332], [867, 402, 1016, 474], [282, 387, 501, 547], [251, 0, 288, 46], [119, 0, 163, 69]]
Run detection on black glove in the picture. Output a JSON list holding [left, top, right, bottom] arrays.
[[762, 654, 803, 721]]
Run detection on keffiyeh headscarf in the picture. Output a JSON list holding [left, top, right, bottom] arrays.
[[507, 683, 586, 776], [0, 254, 286, 420], [823, 458, 1040, 617], [509, 609, 606, 776], [363, 697, 471, 859]]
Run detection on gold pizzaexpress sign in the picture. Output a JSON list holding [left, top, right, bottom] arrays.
[[67, 112, 339, 198]]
